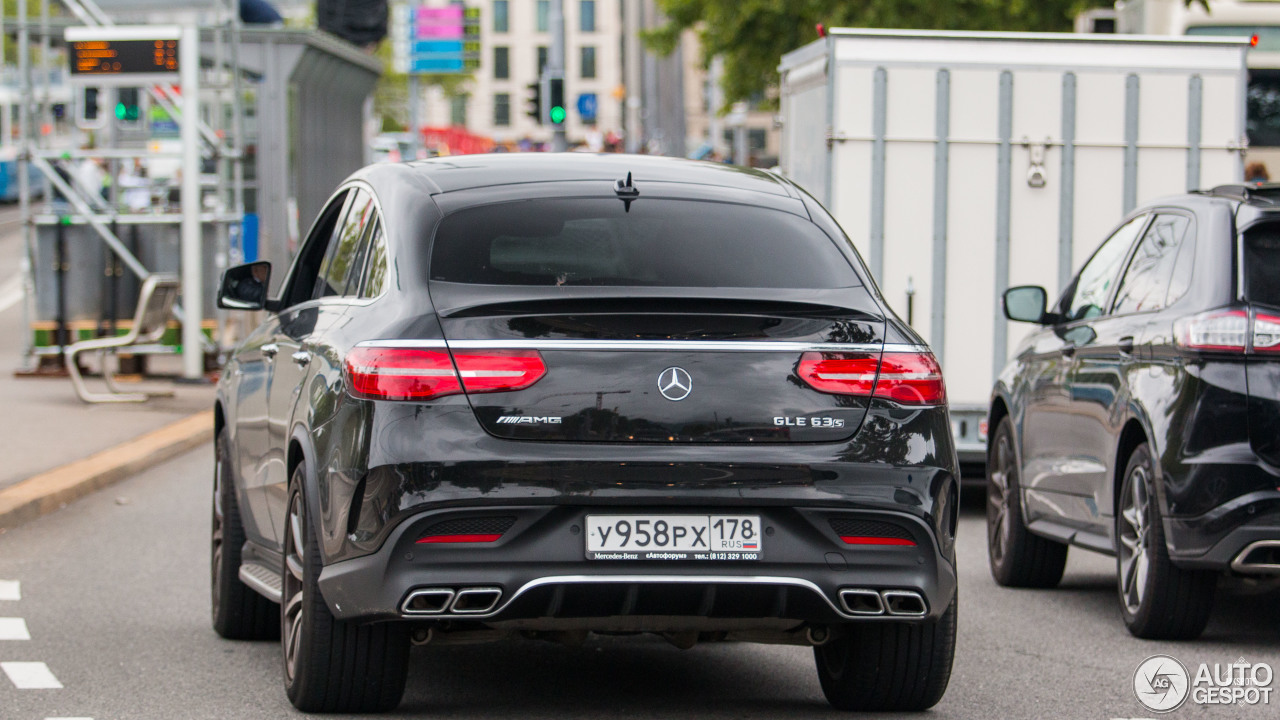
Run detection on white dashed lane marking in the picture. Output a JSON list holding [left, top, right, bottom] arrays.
[[0, 580, 19, 601], [1, 661, 63, 689], [45, 717, 94, 719], [0, 617, 30, 640]]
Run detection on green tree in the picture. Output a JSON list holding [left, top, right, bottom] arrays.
[[646, 0, 1207, 109], [371, 39, 471, 133]]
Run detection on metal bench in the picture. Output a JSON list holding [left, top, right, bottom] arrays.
[[66, 274, 181, 403]]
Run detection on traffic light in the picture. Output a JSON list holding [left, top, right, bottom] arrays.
[[547, 76, 566, 125], [77, 86, 105, 130], [115, 87, 142, 128], [525, 81, 542, 124]]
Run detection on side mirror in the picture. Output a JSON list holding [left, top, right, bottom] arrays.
[[1003, 285, 1049, 324], [217, 261, 272, 311]]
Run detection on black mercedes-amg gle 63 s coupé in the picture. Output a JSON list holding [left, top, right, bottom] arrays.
[[211, 154, 960, 713]]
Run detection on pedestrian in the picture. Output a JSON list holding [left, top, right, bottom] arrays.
[[1245, 161, 1270, 185]]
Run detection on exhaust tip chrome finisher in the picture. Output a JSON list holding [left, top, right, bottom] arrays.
[[401, 588, 456, 615], [449, 587, 503, 614], [838, 588, 886, 615], [1230, 540, 1280, 575], [881, 590, 928, 617]]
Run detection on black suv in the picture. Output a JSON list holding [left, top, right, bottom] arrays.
[[211, 155, 960, 713], [990, 184, 1280, 639]]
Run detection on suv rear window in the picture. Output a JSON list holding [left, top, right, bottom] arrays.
[[429, 198, 860, 288], [1244, 223, 1280, 308]]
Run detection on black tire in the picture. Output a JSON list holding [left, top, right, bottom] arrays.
[[814, 597, 958, 711], [282, 463, 410, 713], [212, 427, 280, 640], [1116, 443, 1216, 640], [986, 417, 1068, 588]]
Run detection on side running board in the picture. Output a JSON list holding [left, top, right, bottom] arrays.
[[239, 562, 284, 603]]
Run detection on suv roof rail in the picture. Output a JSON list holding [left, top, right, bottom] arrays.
[[1194, 183, 1280, 205]]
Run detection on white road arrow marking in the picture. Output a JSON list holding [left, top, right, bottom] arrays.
[[0, 618, 30, 640], [1, 661, 62, 689], [0, 580, 18, 601]]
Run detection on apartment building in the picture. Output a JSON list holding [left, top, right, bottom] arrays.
[[416, 0, 624, 145]]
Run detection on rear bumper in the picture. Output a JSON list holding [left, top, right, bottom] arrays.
[[1166, 490, 1280, 572], [317, 504, 958, 627]]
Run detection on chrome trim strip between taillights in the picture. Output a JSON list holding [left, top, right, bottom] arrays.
[[357, 339, 929, 354]]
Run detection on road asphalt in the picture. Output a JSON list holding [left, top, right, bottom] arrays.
[[0, 446, 1277, 719]]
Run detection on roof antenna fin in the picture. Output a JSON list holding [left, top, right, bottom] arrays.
[[614, 171, 639, 211]]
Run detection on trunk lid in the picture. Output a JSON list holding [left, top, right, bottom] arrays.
[[424, 194, 891, 444]]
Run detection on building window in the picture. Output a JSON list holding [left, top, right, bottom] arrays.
[[493, 0, 508, 32], [580, 0, 596, 32], [494, 46, 509, 80], [537, 46, 548, 75], [450, 95, 468, 126], [580, 46, 596, 79], [536, 0, 549, 32], [494, 93, 510, 127]]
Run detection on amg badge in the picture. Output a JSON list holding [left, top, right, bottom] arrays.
[[496, 415, 563, 424]]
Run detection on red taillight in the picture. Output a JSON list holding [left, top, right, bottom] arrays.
[[1254, 313, 1280, 352], [796, 353, 879, 395], [798, 351, 946, 406], [345, 345, 546, 400], [416, 534, 502, 544], [874, 352, 947, 405], [452, 350, 547, 393], [840, 535, 917, 547], [345, 347, 462, 400]]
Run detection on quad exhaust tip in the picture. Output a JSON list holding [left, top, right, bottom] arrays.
[[838, 588, 927, 617], [450, 587, 503, 614], [1231, 540, 1280, 575], [402, 588, 455, 615], [839, 589, 885, 615], [402, 587, 503, 616]]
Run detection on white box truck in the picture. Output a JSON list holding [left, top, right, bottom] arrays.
[[778, 28, 1248, 471]]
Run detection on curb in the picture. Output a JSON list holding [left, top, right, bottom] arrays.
[[0, 410, 213, 531]]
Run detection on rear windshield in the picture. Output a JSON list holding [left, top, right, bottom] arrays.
[[429, 198, 860, 288], [1244, 223, 1280, 308]]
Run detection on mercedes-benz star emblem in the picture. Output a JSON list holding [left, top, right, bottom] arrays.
[[658, 367, 693, 401]]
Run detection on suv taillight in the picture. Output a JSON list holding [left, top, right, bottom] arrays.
[[345, 345, 546, 401], [1255, 313, 1280, 352], [1175, 310, 1249, 352], [798, 351, 946, 405], [1174, 309, 1280, 353]]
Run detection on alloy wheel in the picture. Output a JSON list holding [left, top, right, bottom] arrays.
[[283, 490, 306, 683], [211, 452, 225, 618], [1118, 464, 1151, 615], [987, 432, 1013, 564]]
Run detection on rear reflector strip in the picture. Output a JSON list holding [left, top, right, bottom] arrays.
[[416, 534, 503, 544], [840, 536, 917, 547]]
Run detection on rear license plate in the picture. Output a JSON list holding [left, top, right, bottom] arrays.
[[585, 515, 762, 561]]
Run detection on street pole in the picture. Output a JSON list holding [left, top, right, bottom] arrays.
[[408, 74, 421, 159], [17, 0, 34, 364], [180, 25, 203, 380], [623, 0, 642, 153], [707, 56, 725, 158], [549, 0, 567, 152]]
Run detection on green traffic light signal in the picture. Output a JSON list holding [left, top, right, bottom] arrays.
[[549, 105, 566, 124]]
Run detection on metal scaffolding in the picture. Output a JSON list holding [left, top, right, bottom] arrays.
[[14, 0, 247, 379]]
